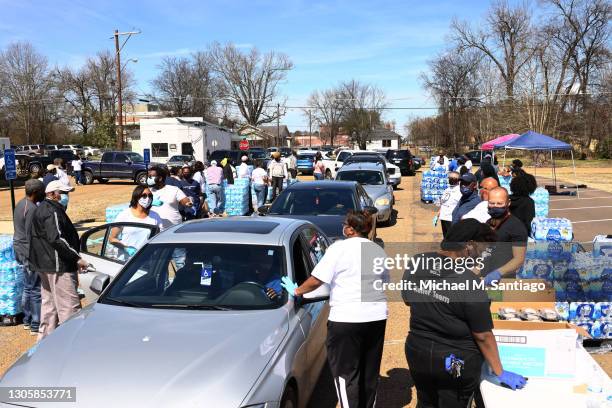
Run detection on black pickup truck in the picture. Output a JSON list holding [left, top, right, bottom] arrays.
[[82, 151, 156, 185], [17, 149, 78, 177]]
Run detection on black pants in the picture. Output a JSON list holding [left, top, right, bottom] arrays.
[[327, 319, 386, 408], [271, 176, 284, 200], [441, 220, 452, 238], [405, 334, 483, 408]]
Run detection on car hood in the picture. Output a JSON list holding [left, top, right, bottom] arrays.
[[362, 185, 390, 200], [2, 303, 289, 408], [270, 214, 343, 239]]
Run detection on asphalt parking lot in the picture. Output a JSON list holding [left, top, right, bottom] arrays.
[[0, 174, 610, 407]]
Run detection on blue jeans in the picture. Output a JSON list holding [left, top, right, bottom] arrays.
[[207, 184, 224, 214], [314, 172, 324, 180], [252, 184, 268, 209], [21, 268, 41, 331], [74, 171, 82, 184]]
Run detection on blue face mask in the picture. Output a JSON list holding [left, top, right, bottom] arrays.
[[59, 193, 69, 208], [460, 185, 473, 197]]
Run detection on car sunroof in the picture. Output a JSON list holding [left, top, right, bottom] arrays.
[[175, 220, 280, 234]]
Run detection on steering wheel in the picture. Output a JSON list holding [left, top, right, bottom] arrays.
[[215, 281, 276, 305]]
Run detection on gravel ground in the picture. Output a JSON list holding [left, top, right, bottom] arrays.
[[0, 174, 610, 407]]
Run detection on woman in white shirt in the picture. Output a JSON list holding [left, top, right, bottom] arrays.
[[109, 185, 162, 262], [281, 210, 388, 408], [250, 160, 269, 208]]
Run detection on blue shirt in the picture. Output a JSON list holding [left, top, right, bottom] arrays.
[[180, 178, 201, 209], [449, 159, 458, 172], [451, 192, 481, 224]]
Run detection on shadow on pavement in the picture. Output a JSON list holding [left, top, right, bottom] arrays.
[[377, 367, 414, 408]]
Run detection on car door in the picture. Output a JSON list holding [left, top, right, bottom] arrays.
[[113, 152, 132, 178], [79, 222, 158, 303], [294, 226, 331, 394], [99, 152, 114, 177]]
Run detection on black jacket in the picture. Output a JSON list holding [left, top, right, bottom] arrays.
[[510, 195, 536, 235], [29, 199, 81, 273], [223, 164, 234, 185]]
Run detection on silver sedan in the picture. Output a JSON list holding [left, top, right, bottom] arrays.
[[1, 218, 331, 408]]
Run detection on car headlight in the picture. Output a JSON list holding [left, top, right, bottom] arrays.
[[375, 197, 390, 206]]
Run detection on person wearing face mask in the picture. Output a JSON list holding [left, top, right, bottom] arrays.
[[435, 171, 462, 237], [179, 165, 203, 220], [402, 219, 527, 407], [29, 180, 89, 340], [147, 166, 193, 231], [451, 173, 481, 224], [109, 185, 162, 261], [281, 210, 388, 408], [481, 187, 528, 286], [462, 177, 499, 224]]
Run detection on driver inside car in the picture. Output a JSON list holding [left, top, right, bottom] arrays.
[[252, 250, 282, 300]]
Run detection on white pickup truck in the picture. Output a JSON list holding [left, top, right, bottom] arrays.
[[321, 150, 402, 188]]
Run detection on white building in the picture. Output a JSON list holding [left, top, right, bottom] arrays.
[[354, 128, 401, 151], [139, 118, 236, 163]]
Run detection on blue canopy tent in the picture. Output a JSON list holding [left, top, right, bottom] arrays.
[[497, 130, 578, 196]]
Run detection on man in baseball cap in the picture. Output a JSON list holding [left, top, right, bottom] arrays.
[[42, 164, 59, 187], [29, 178, 87, 340], [451, 173, 481, 224]]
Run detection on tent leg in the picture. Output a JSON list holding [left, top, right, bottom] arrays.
[[551, 150, 556, 188], [502, 150, 506, 168], [571, 150, 579, 198]]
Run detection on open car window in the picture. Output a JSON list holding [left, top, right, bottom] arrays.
[[100, 243, 287, 310]]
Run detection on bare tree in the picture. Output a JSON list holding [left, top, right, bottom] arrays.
[[208, 42, 293, 126], [0, 42, 53, 144], [452, 0, 534, 98], [338, 80, 387, 149], [54, 66, 96, 134], [306, 88, 345, 146]]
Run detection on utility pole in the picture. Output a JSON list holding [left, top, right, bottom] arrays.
[[308, 110, 312, 148], [112, 29, 140, 150], [276, 103, 280, 147]]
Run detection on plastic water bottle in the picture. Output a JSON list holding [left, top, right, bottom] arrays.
[[587, 364, 606, 407]]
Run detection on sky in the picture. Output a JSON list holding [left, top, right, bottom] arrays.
[[0, 0, 495, 136]]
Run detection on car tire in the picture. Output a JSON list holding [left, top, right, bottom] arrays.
[[135, 172, 147, 185], [82, 171, 94, 185], [98, 178, 110, 183], [29, 163, 41, 176], [280, 386, 297, 408]]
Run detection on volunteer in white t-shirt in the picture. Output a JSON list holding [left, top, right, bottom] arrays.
[[281, 210, 388, 408], [146, 166, 192, 231], [109, 185, 162, 261], [71, 156, 83, 185]]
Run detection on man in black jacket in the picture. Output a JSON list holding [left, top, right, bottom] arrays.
[[29, 180, 88, 339]]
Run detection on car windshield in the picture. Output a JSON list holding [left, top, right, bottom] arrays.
[[269, 189, 355, 216], [337, 170, 384, 185], [298, 153, 315, 160], [389, 150, 410, 158], [100, 243, 286, 310], [250, 151, 267, 159], [126, 153, 144, 163]]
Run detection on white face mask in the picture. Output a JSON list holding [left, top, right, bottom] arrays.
[[146, 177, 156, 187], [138, 197, 152, 209]]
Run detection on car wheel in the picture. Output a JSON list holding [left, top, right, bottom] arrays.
[[98, 178, 110, 183], [280, 386, 297, 408], [83, 171, 94, 185], [135, 172, 147, 185], [29, 163, 41, 176], [324, 169, 332, 180]]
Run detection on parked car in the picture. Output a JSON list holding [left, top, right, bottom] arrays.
[[59, 144, 85, 156], [336, 162, 394, 225], [209, 149, 263, 165], [296, 151, 317, 175], [83, 146, 101, 157], [464, 150, 498, 165], [44, 144, 61, 151], [342, 152, 401, 189], [385, 149, 416, 176], [82, 151, 157, 185], [1, 218, 331, 408], [256, 181, 378, 241], [412, 156, 424, 169], [166, 154, 195, 168]]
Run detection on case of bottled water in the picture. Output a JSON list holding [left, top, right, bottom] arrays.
[[531, 217, 573, 241], [224, 178, 251, 216], [0, 235, 24, 316], [420, 169, 448, 203], [530, 187, 550, 217]]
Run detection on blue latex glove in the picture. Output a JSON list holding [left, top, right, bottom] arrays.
[[152, 199, 163, 207], [281, 276, 298, 297], [432, 215, 439, 227], [126, 247, 137, 256], [484, 270, 502, 286], [497, 370, 527, 390]]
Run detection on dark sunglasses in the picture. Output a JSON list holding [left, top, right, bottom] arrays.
[[140, 193, 153, 199]]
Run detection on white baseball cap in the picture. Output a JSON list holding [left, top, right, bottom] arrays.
[[46, 164, 57, 171], [211, 160, 217, 166], [45, 180, 74, 193], [241, 155, 248, 162]]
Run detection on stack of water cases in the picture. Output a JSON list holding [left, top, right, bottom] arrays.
[[224, 178, 250, 216], [0, 235, 24, 316], [420, 169, 448, 203], [266, 179, 298, 203], [530, 187, 550, 217], [105, 203, 129, 223], [553, 302, 612, 339]]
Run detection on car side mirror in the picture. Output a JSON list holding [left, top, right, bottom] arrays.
[[90, 273, 110, 295], [298, 283, 330, 305], [363, 205, 378, 215], [257, 205, 269, 215]]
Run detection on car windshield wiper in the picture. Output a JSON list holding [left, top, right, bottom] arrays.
[[102, 297, 144, 308], [149, 304, 233, 310]]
